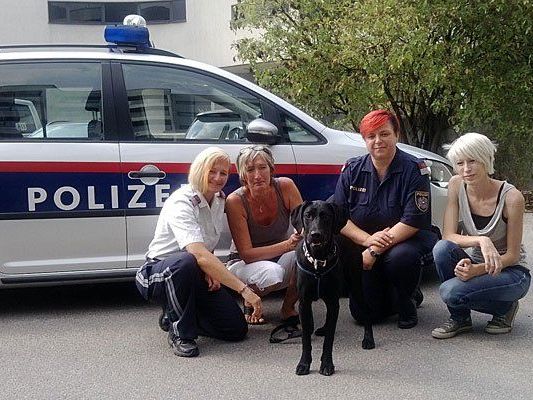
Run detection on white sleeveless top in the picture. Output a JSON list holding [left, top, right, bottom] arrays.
[[458, 181, 528, 268]]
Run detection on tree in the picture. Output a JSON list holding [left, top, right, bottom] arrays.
[[232, 0, 533, 187]]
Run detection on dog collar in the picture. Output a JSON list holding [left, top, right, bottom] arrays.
[[302, 241, 336, 270]]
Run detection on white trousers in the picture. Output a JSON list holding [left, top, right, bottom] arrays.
[[227, 251, 296, 291]]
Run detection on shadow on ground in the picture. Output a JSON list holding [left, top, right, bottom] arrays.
[[0, 281, 147, 313]]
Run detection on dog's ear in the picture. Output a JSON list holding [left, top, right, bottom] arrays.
[[290, 201, 309, 233], [329, 202, 348, 234]]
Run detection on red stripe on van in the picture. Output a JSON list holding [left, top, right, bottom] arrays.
[[0, 161, 341, 175], [296, 164, 342, 174], [0, 161, 122, 173]]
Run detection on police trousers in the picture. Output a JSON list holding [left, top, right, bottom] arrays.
[[345, 230, 438, 322], [136, 252, 247, 341]]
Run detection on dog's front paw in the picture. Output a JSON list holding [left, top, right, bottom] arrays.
[[361, 337, 375, 350], [296, 362, 311, 375], [319, 361, 335, 376]]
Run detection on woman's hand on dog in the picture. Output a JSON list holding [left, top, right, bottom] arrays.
[[285, 232, 303, 252], [363, 228, 393, 249]]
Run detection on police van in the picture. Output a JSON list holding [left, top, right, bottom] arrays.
[[0, 17, 453, 287]]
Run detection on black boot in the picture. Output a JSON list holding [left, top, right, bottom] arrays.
[[398, 298, 418, 329], [412, 287, 424, 308]]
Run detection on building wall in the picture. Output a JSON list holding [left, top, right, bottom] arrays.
[[0, 0, 246, 68]]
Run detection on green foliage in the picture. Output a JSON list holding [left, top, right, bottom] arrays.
[[232, 0, 533, 188]]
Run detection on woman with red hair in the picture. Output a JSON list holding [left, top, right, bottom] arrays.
[[332, 109, 438, 328]]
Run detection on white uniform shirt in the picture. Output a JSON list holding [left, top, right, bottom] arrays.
[[146, 184, 226, 260]]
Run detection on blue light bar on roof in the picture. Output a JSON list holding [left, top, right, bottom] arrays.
[[104, 25, 151, 48]]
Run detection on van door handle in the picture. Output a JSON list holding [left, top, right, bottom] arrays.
[[128, 171, 166, 179], [127, 165, 166, 185]]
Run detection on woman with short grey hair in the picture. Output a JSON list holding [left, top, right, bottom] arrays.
[[226, 145, 303, 325]]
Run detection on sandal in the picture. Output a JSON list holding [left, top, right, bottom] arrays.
[[269, 319, 302, 343], [244, 303, 266, 325]]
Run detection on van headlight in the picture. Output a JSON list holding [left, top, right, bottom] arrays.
[[425, 160, 453, 188]]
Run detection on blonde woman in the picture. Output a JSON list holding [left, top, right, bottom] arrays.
[[432, 133, 530, 339], [136, 147, 262, 357]]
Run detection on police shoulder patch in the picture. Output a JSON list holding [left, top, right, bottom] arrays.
[[341, 158, 358, 173], [415, 191, 430, 213], [418, 161, 430, 176], [190, 194, 202, 206]]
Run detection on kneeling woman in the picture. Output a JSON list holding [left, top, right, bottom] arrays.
[[432, 133, 530, 339], [136, 147, 261, 357], [226, 145, 303, 324]]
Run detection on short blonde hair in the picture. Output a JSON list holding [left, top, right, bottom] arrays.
[[445, 132, 497, 175], [188, 147, 231, 194], [236, 145, 275, 185]]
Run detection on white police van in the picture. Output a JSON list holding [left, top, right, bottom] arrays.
[[0, 17, 453, 287]]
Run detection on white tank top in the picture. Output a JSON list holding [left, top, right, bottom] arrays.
[[458, 181, 528, 268]]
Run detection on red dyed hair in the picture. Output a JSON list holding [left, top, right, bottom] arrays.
[[359, 109, 400, 138]]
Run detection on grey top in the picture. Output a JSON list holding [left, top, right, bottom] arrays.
[[229, 178, 290, 258], [458, 181, 528, 268]]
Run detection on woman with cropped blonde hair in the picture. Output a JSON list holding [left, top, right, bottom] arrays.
[[432, 133, 530, 339], [136, 147, 262, 357]]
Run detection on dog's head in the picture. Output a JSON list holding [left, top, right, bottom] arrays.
[[290, 200, 348, 257]]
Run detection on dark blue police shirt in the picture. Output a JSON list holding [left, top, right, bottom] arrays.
[[333, 148, 431, 234]]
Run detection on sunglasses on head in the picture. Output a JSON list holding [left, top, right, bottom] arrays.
[[238, 145, 272, 157]]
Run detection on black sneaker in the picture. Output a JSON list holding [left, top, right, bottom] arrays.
[[159, 311, 170, 332], [167, 331, 199, 357]]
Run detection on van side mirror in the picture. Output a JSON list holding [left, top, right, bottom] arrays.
[[245, 118, 279, 144]]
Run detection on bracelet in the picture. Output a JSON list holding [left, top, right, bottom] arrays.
[[238, 284, 248, 295]]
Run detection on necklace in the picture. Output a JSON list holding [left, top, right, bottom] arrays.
[[248, 188, 271, 215]]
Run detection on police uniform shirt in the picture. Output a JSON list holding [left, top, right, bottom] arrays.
[[333, 148, 431, 234], [146, 184, 225, 260]]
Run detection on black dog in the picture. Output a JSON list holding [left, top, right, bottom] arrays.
[[291, 200, 375, 376]]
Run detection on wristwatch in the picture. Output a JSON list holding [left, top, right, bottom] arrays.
[[367, 247, 380, 258]]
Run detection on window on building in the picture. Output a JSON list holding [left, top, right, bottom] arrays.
[[140, 3, 171, 22], [105, 3, 138, 23], [48, 1, 186, 24]]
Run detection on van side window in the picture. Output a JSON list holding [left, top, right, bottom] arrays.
[[121, 64, 262, 141], [0, 62, 103, 140], [283, 114, 321, 143]]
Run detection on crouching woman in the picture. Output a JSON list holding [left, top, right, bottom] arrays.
[[432, 133, 530, 339], [136, 147, 262, 357]]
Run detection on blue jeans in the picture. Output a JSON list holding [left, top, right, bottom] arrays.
[[433, 240, 531, 321]]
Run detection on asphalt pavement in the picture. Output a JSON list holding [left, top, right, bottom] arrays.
[[0, 213, 532, 400]]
